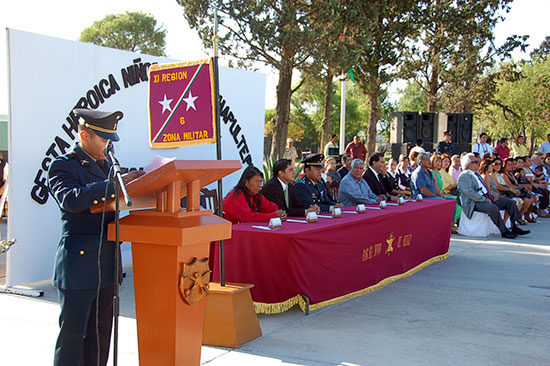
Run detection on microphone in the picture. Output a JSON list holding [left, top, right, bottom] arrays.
[[107, 139, 114, 155]]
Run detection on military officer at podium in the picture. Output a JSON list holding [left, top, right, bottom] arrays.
[[48, 108, 144, 366], [295, 153, 343, 213]]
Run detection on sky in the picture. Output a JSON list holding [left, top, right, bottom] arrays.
[[1, 0, 549, 116]]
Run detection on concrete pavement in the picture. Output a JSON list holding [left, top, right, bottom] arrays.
[[1, 219, 549, 365]]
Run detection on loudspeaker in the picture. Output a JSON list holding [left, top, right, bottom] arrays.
[[445, 113, 459, 143], [435, 113, 474, 144], [454, 143, 472, 155], [418, 112, 436, 143], [390, 112, 418, 144], [403, 112, 418, 143], [458, 113, 473, 144], [391, 143, 409, 159]]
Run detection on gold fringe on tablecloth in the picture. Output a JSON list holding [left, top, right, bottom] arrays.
[[253, 252, 449, 314]]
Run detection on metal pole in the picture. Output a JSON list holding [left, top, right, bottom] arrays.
[[112, 176, 120, 366], [339, 77, 347, 154], [213, 8, 226, 287]]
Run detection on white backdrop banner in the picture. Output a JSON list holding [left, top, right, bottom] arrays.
[[6, 29, 265, 286]]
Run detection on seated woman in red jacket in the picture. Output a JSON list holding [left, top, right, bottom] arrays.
[[223, 165, 287, 224]]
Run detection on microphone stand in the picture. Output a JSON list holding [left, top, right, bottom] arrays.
[[107, 142, 132, 366]]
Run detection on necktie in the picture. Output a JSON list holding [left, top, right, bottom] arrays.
[[284, 186, 289, 207]]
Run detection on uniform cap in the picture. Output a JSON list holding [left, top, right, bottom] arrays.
[[301, 153, 324, 168], [74, 108, 123, 142]]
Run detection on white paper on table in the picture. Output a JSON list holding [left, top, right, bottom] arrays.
[[144, 155, 176, 173], [317, 215, 333, 218], [286, 219, 308, 223], [364, 206, 381, 210], [252, 225, 272, 230], [342, 211, 358, 214], [386, 203, 399, 206]]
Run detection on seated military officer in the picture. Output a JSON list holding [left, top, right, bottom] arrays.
[[48, 108, 144, 366], [295, 153, 343, 213]]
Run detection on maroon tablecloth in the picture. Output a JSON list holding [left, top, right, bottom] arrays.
[[213, 199, 455, 313]]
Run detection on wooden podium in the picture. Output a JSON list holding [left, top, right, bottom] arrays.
[[96, 160, 241, 365]]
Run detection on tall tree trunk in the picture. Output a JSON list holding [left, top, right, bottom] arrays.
[[320, 71, 334, 152], [367, 93, 379, 156], [427, 67, 439, 112], [270, 58, 294, 160]]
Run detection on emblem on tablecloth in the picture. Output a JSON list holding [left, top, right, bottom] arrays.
[[179, 257, 211, 305], [385, 233, 395, 256]]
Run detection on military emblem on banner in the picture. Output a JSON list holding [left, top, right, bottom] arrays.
[[148, 59, 216, 148]]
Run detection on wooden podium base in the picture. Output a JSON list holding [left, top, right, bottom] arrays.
[[203, 282, 262, 348]]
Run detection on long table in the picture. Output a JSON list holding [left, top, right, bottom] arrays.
[[213, 199, 455, 314]]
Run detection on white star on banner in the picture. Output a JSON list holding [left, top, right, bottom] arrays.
[[158, 94, 173, 114], [183, 91, 198, 111]]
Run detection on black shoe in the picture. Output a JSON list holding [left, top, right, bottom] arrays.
[[501, 230, 518, 239], [512, 226, 530, 235]]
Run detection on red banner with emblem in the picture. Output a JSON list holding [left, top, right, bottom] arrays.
[[148, 59, 216, 148]]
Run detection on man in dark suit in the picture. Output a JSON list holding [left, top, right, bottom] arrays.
[[48, 108, 144, 366], [262, 159, 319, 216], [337, 153, 351, 179], [362, 153, 393, 201], [295, 153, 343, 212]]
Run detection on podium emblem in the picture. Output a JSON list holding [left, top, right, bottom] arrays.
[[179, 257, 211, 305]]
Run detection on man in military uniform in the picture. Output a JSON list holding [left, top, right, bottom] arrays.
[[48, 108, 144, 366], [295, 153, 343, 213], [436, 130, 455, 155]]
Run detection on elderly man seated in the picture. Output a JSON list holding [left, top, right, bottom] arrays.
[[410, 152, 445, 199], [457, 153, 529, 239], [338, 158, 386, 207]]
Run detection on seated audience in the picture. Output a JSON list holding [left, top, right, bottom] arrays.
[[363, 153, 397, 201], [440, 153, 457, 195], [295, 153, 342, 213], [324, 156, 341, 183], [543, 153, 550, 181], [480, 158, 530, 233], [387, 158, 410, 196], [457, 153, 528, 239], [490, 158, 529, 224], [408, 150, 420, 172], [338, 153, 352, 179], [502, 158, 537, 222], [396, 154, 411, 192], [223, 165, 287, 224], [410, 152, 445, 199], [261, 159, 318, 217], [449, 154, 462, 184], [338, 159, 385, 207]]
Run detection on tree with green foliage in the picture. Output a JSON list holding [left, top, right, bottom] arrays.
[[298, 1, 356, 150], [179, 0, 318, 159], [345, 0, 420, 156], [401, 0, 526, 113], [396, 81, 426, 112], [80, 12, 167, 56], [475, 57, 550, 152], [530, 35, 550, 61]]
